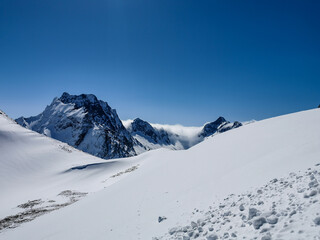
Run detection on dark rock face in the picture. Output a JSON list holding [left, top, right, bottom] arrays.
[[16, 92, 136, 159], [219, 121, 242, 133], [200, 117, 227, 138], [199, 117, 242, 138], [130, 118, 171, 145]]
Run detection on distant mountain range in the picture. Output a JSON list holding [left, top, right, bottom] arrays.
[[123, 116, 242, 154], [16, 92, 242, 159]]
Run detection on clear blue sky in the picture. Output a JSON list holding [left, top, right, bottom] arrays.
[[0, 0, 319, 125]]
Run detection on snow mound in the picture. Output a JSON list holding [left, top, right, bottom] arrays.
[[157, 164, 320, 240]]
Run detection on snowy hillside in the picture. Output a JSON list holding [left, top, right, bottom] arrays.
[[0, 110, 139, 225], [1, 108, 320, 240], [16, 92, 136, 159]]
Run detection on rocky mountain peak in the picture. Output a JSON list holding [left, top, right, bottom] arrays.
[[214, 116, 227, 125], [130, 118, 171, 145], [16, 93, 136, 160], [199, 116, 241, 138], [60, 92, 99, 105], [200, 117, 228, 138]]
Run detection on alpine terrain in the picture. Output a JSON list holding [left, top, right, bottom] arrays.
[[123, 117, 243, 153], [1, 107, 320, 240], [16, 93, 242, 158]]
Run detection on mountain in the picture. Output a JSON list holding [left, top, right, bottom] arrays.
[[16, 92, 136, 159], [124, 118, 174, 153], [1, 108, 320, 240], [130, 118, 171, 146], [16, 93, 242, 159], [123, 116, 242, 152], [199, 117, 242, 138]]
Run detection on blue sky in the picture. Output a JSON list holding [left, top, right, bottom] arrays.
[[0, 0, 319, 125]]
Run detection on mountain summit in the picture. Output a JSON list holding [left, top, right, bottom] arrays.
[[199, 116, 242, 138], [16, 92, 136, 159]]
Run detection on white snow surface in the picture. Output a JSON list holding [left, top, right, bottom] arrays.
[[0, 112, 137, 220], [1, 109, 320, 239]]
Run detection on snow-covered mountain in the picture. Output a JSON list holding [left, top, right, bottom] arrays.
[[16, 92, 136, 159], [16, 93, 242, 159], [123, 116, 242, 152], [123, 118, 173, 153], [1, 108, 320, 240], [199, 117, 242, 138]]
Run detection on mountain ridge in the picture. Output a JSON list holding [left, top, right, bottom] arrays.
[[123, 116, 242, 152], [16, 92, 242, 159]]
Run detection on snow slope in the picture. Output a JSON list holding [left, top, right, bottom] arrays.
[[159, 165, 320, 240], [1, 108, 320, 239], [0, 111, 139, 221]]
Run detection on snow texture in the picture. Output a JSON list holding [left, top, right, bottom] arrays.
[[157, 165, 320, 240]]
